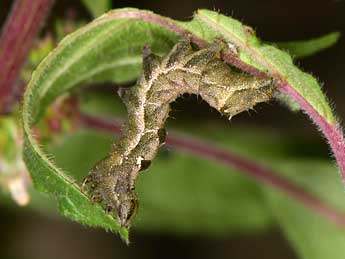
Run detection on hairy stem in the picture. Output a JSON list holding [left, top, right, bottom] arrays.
[[78, 112, 345, 228], [279, 84, 345, 183], [0, 0, 55, 113]]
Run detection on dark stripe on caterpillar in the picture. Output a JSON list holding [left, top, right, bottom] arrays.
[[81, 38, 275, 229]]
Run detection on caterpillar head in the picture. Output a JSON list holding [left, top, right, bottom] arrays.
[[81, 155, 138, 229], [114, 192, 138, 228]]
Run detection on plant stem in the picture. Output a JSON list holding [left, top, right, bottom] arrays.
[[279, 84, 345, 183], [0, 0, 55, 113], [78, 112, 345, 228]]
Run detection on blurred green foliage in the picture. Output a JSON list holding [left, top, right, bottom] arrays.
[[81, 0, 111, 17], [275, 32, 340, 59]]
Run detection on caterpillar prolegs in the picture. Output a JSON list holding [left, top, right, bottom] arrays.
[[81, 38, 275, 229]]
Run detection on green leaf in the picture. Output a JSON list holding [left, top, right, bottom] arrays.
[[188, 9, 336, 124], [22, 7, 339, 241], [23, 134, 123, 233], [81, 0, 111, 17], [274, 32, 340, 59]]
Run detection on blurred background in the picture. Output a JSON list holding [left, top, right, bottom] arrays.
[[0, 0, 345, 258]]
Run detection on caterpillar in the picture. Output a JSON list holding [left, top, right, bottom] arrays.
[[81, 38, 275, 229]]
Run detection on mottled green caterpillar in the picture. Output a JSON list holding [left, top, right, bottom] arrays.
[[81, 38, 275, 229]]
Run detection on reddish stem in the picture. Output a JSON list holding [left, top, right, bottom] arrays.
[[0, 0, 55, 113], [78, 112, 345, 228]]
